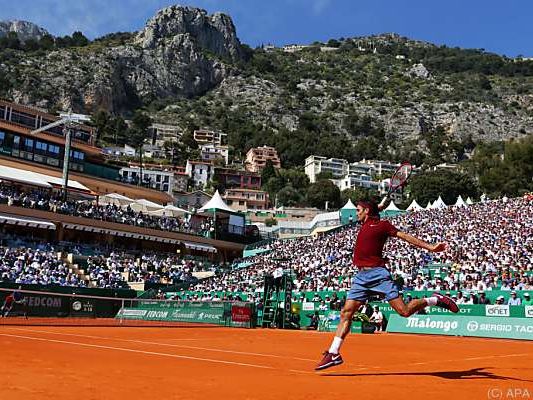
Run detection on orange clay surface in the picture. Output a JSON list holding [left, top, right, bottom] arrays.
[[0, 321, 532, 400]]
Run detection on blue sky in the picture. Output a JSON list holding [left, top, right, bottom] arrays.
[[1, 0, 532, 57]]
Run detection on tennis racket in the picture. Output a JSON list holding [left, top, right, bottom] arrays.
[[378, 162, 413, 209]]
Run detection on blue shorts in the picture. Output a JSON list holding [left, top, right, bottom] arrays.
[[347, 266, 399, 302]]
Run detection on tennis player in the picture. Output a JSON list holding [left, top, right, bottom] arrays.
[[1, 289, 27, 318], [315, 200, 458, 371]]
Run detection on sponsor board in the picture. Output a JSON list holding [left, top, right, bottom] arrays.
[[115, 302, 252, 327], [525, 306, 533, 318], [231, 305, 252, 323], [388, 315, 533, 340], [485, 305, 510, 317], [118, 309, 148, 317], [302, 302, 315, 311], [26, 296, 62, 308]]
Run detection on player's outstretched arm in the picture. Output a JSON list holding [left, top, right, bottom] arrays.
[[396, 231, 448, 253], [377, 196, 389, 211]]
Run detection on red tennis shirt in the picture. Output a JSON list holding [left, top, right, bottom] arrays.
[[353, 217, 398, 267]]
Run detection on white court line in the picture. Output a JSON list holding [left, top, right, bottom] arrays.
[[317, 353, 532, 373], [6, 327, 316, 362], [0, 333, 274, 370]]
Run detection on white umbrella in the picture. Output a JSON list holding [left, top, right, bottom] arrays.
[[129, 198, 163, 212], [99, 193, 134, 206], [149, 204, 189, 217]]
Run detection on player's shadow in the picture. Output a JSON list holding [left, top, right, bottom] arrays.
[[322, 367, 532, 382]]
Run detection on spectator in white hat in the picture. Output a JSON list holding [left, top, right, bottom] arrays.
[[507, 291, 521, 306], [523, 293, 533, 306]]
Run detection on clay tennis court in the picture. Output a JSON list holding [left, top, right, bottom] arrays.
[[0, 321, 532, 400]]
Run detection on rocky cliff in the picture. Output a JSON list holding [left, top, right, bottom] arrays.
[[0, 20, 49, 42], [1, 5, 244, 113]]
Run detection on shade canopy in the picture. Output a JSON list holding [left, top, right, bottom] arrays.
[[199, 190, 236, 213], [431, 196, 447, 209], [149, 204, 189, 217], [406, 199, 424, 212], [99, 193, 134, 206], [341, 199, 356, 209], [129, 198, 164, 212], [454, 195, 467, 207], [384, 201, 401, 211]]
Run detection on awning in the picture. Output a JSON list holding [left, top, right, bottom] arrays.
[[182, 241, 218, 253], [62, 223, 180, 244], [0, 214, 56, 230]]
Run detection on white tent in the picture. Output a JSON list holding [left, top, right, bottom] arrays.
[[384, 201, 401, 211], [466, 197, 474, 205], [454, 195, 467, 207], [129, 198, 164, 212], [99, 193, 134, 206], [425, 201, 433, 210], [432, 196, 447, 209], [149, 204, 189, 217], [406, 199, 424, 212], [341, 199, 356, 209], [199, 190, 236, 213]]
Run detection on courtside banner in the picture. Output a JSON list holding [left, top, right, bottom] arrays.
[[387, 315, 533, 340], [525, 306, 533, 318], [485, 305, 510, 317], [231, 303, 252, 324]]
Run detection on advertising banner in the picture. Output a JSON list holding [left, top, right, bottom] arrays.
[[485, 305, 510, 317], [231, 304, 252, 323], [387, 315, 533, 340]]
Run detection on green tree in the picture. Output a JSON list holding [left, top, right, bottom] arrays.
[[409, 169, 479, 205], [91, 110, 111, 145], [341, 187, 377, 204], [477, 135, 533, 197], [276, 185, 304, 207], [71, 31, 90, 47], [261, 159, 277, 184], [128, 111, 152, 186], [38, 34, 55, 50], [306, 180, 341, 209]]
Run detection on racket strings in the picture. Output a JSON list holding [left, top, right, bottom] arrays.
[[390, 165, 412, 189]]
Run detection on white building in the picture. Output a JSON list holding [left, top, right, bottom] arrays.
[[102, 144, 136, 158], [185, 160, 214, 189], [283, 44, 309, 52], [142, 144, 164, 159], [304, 155, 348, 183], [200, 143, 229, 165], [119, 166, 174, 195]]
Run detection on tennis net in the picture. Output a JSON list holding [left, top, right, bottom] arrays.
[[0, 287, 256, 328]]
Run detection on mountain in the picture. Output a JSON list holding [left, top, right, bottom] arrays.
[[0, 6, 531, 166], [0, 20, 49, 42], [0, 6, 244, 113]]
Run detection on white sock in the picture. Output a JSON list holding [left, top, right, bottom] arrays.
[[328, 336, 343, 354], [425, 297, 438, 306]]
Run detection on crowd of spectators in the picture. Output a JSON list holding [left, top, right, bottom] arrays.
[[191, 197, 533, 302], [0, 184, 213, 236], [1, 195, 531, 300], [0, 246, 85, 287]]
